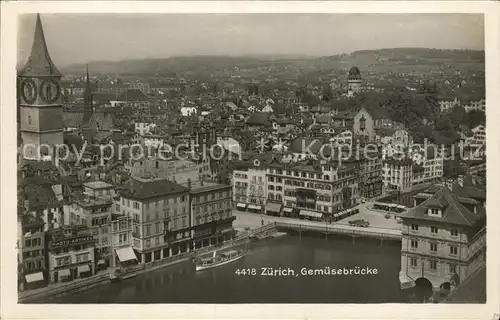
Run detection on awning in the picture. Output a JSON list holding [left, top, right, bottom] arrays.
[[283, 207, 293, 213], [248, 205, 262, 210], [78, 265, 90, 274], [299, 210, 323, 218], [236, 203, 247, 209], [98, 259, 106, 265], [266, 202, 282, 212], [25, 272, 44, 283], [116, 246, 137, 262], [59, 269, 71, 278]]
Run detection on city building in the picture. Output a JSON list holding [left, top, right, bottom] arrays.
[[412, 152, 444, 186], [130, 158, 210, 186], [233, 159, 268, 213], [347, 66, 362, 97], [233, 158, 360, 219], [463, 124, 486, 148], [120, 179, 191, 264], [18, 14, 64, 160], [439, 97, 460, 113], [189, 180, 235, 249], [399, 183, 486, 295], [46, 225, 96, 283], [18, 213, 46, 290], [463, 99, 485, 113], [110, 214, 137, 269], [63, 196, 113, 267], [382, 159, 414, 193]]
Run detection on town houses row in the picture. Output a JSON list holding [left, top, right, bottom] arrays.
[[18, 161, 234, 290]]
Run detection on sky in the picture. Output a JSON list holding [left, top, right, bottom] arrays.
[[18, 13, 484, 66]]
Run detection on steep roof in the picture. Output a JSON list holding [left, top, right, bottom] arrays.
[[117, 88, 150, 102], [19, 14, 61, 77], [120, 178, 189, 200], [246, 112, 271, 126], [401, 185, 482, 227]]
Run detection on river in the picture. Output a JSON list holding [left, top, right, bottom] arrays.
[[39, 234, 411, 303]]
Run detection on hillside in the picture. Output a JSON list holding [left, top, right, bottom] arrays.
[[60, 48, 485, 76]]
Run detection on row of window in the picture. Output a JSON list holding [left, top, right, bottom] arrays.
[[22, 249, 44, 259], [410, 240, 459, 254], [409, 257, 457, 273], [410, 224, 459, 236], [123, 195, 188, 210], [24, 238, 42, 247]]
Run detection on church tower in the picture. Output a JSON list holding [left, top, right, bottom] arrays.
[[18, 14, 63, 160]]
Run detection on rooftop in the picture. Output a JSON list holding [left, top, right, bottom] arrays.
[[402, 185, 483, 227], [189, 180, 230, 194], [83, 181, 114, 190], [121, 178, 189, 200]]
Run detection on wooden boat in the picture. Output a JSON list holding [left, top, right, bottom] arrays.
[[196, 250, 244, 271]]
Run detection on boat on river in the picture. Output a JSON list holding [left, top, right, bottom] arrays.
[[196, 250, 244, 271]]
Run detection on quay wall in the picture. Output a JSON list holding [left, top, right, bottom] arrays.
[[20, 237, 251, 303]]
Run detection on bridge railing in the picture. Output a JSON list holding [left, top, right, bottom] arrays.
[[274, 221, 401, 239]]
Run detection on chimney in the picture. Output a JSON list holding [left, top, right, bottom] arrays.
[[187, 178, 192, 189], [200, 180, 204, 187]]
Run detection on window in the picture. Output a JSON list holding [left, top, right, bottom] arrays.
[[155, 222, 160, 233], [155, 237, 160, 245], [449, 246, 458, 255], [429, 260, 437, 270], [410, 240, 418, 249], [410, 257, 417, 267], [451, 229, 458, 236], [146, 226, 151, 236], [430, 243, 437, 252], [449, 263, 457, 273], [28, 116, 31, 124], [411, 224, 418, 231], [146, 240, 151, 248], [431, 226, 438, 234]]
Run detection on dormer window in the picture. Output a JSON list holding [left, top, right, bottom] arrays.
[[253, 159, 260, 167], [428, 207, 442, 217]]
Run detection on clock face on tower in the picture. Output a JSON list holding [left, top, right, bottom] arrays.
[[39, 79, 61, 103], [21, 79, 37, 104]]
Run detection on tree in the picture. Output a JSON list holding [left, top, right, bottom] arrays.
[[467, 110, 485, 128]]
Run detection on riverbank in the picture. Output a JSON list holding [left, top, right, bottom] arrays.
[[19, 237, 250, 303]]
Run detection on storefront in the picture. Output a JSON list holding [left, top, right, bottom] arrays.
[[115, 246, 138, 268], [265, 202, 282, 217], [247, 204, 263, 214], [298, 210, 323, 221], [283, 207, 296, 218], [78, 264, 92, 278], [24, 271, 46, 290], [235, 203, 248, 211]]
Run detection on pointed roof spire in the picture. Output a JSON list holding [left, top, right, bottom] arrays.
[[19, 13, 61, 77]]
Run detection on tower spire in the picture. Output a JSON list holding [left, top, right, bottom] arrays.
[[19, 13, 61, 77], [83, 64, 93, 126]]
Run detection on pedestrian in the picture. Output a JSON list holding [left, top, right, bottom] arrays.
[[261, 219, 264, 226]]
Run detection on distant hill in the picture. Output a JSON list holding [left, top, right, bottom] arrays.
[[60, 48, 484, 76], [60, 55, 316, 76]]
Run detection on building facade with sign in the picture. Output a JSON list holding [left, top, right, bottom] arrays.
[[63, 197, 113, 267], [120, 178, 191, 264], [46, 226, 96, 283], [110, 214, 137, 269], [189, 180, 235, 249]]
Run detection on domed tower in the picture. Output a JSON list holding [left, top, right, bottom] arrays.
[[18, 14, 63, 160], [347, 66, 362, 97]]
